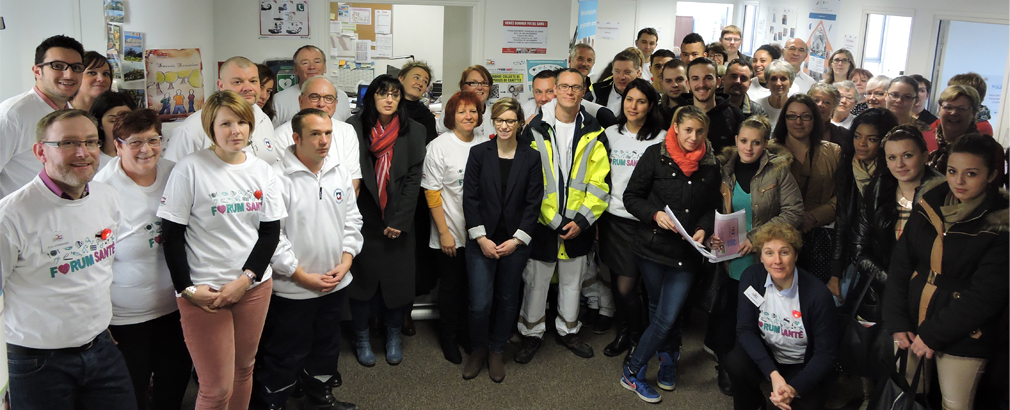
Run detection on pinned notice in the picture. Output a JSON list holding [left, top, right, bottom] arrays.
[[502, 20, 548, 54]]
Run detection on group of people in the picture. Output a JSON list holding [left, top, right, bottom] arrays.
[[0, 23, 1005, 410]]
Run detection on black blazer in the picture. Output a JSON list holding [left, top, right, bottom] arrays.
[[462, 139, 543, 245]]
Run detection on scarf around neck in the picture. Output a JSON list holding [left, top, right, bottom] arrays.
[[370, 116, 400, 214], [852, 158, 876, 194], [665, 127, 707, 177]]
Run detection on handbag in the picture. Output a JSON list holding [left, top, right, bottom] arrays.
[[868, 351, 931, 410], [836, 265, 886, 377]]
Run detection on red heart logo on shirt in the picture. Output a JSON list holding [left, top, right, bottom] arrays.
[[254, 190, 263, 199], [58, 264, 70, 274], [101, 228, 112, 240], [217, 205, 227, 214]]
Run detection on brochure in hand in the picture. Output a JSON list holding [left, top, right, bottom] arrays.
[[663, 206, 746, 263]]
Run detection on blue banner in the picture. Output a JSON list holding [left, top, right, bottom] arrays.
[[578, 0, 598, 39]]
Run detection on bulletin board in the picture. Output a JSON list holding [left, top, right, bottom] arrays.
[[330, 2, 392, 42]]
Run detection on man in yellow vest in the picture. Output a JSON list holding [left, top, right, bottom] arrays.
[[514, 68, 611, 364]]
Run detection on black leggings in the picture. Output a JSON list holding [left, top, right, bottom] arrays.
[[107, 310, 193, 410]]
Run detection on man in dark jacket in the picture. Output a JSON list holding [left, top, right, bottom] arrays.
[[686, 57, 745, 153]]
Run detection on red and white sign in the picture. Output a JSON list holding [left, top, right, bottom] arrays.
[[502, 20, 548, 54]]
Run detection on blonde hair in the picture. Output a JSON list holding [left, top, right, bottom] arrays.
[[938, 85, 981, 113], [36, 109, 98, 142], [739, 115, 772, 142], [752, 222, 803, 253], [202, 90, 256, 145], [720, 25, 742, 38]]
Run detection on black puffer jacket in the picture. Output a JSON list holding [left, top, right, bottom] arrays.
[[623, 142, 721, 271], [883, 181, 1009, 358]]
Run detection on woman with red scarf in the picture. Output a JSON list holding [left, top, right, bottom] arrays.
[[619, 105, 722, 403], [345, 75, 427, 366]]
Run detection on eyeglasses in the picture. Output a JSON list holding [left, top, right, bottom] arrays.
[[376, 91, 401, 100], [40, 139, 103, 150], [785, 114, 814, 122], [831, 58, 850, 64], [493, 118, 519, 127], [463, 81, 489, 88], [940, 103, 972, 114], [117, 136, 163, 149], [785, 46, 807, 54], [556, 83, 585, 92], [887, 92, 917, 102], [307, 93, 337, 104], [36, 61, 87, 73]]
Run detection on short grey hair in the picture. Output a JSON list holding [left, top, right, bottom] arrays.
[[807, 82, 841, 106], [569, 43, 595, 61], [300, 75, 335, 94], [764, 60, 795, 84], [866, 75, 891, 93], [834, 80, 857, 95]]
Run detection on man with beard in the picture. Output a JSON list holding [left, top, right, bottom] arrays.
[[0, 109, 135, 409], [0, 35, 85, 199], [783, 38, 816, 94], [272, 45, 352, 126], [569, 44, 597, 101], [687, 57, 745, 152], [164, 56, 283, 164], [722, 59, 767, 118]]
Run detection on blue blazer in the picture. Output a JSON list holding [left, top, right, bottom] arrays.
[[462, 139, 543, 245]]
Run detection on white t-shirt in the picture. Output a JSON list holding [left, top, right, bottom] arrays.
[[642, 62, 653, 82], [553, 120, 578, 182], [0, 89, 60, 198], [273, 118, 362, 179], [271, 86, 352, 128], [157, 149, 287, 290], [93, 157, 178, 325], [0, 177, 120, 348], [756, 96, 783, 131], [270, 145, 363, 300], [792, 71, 816, 95], [605, 90, 623, 118], [98, 151, 115, 171], [163, 105, 282, 165], [832, 114, 854, 130], [605, 125, 664, 220], [758, 270, 808, 364], [421, 131, 484, 249]]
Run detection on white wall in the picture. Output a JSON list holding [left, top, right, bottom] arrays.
[[388, 4, 444, 82], [590, 0, 638, 82], [0, 0, 78, 99]]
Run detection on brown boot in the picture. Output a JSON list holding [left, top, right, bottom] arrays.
[[488, 352, 506, 383], [462, 349, 487, 380]]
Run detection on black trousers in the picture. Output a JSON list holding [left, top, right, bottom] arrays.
[[107, 310, 192, 410], [437, 248, 470, 340], [254, 289, 347, 406], [704, 277, 740, 357], [725, 342, 832, 410]]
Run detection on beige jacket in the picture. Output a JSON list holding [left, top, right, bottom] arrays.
[[787, 141, 842, 228], [718, 143, 805, 240]]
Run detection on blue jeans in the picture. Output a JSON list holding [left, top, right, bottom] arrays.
[[466, 238, 531, 353], [629, 257, 696, 372], [8, 331, 138, 410]]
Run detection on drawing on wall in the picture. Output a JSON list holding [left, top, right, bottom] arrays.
[[259, 0, 310, 37], [145, 49, 203, 119]]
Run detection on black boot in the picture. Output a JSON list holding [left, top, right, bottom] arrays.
[[301, 372, 358, 410], [622, 330, 641, 367], [716, 355, 733, 396], [603, 323, 631, 357]]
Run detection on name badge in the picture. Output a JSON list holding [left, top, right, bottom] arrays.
[[744, 286, 765, 307]]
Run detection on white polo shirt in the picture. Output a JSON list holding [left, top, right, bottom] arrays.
[[0, 177, 120, 348], [0, 89, 62, 198], [164, 104, 282, 164], [273, 118, 361, 180], [271, 86, 352, 128]]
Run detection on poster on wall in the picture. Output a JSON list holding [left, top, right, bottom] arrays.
[[104, 0, 124, 24], [503, 21, 549, 54], [764, 8, 797, 45], [805, 0, 840, 80], [489, 68, 525, 102], [349, 7, 371, 25], [598, 21, 620, 41], [577, 0, 597, 46], [145, 49, 204, 119], [526, 59, 567, 97], [106, 23, 123, 55], [122, 32, 145, 82], [259, 0, 310, 37]]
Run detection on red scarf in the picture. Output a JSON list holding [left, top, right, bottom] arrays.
[[370, 116, 400, 214], [665, 126, 707, 177]]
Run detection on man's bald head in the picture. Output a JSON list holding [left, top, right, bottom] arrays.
[[217, 56, 260, 105], [783, 38, 808, 71], [298, 75, 338, 117]]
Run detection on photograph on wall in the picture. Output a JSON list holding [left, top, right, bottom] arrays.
[[259, 0, 310, 37], [145, 48, 204, 119], [489, 68, 524, 101], [106, 50, 123, 80], [122, 31, 145, 82], [106, 23, 123, 55], [104, 0, 124, 24]]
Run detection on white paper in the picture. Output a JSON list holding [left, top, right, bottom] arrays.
[[710, 210, 747, 262], [329, 21, 342, 33], [374, 34, 393, 58], [598, 21, 620, 40], [349, 7, 371, 25], [375, 9, 391, 35], [664, 205, 718, 260], [354, 40, 371, 63]]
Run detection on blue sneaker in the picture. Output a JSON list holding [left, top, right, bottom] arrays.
[[656, 351, 679, 391], [621, 364, 662, 403]]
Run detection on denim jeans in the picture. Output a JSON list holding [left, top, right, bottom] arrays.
[[628, 257, 696, 372], [349, 290, 405, 331], [465, 238, 531, 353], [8, 330, 138, 410]]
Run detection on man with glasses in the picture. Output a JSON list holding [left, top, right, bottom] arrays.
[[523, 70, 617, 129], [591, 49, 647, 118], [272, 45, 352, 127], [720, 26, 750, 64], [515, 68, 610, 364], [164, 56, 282, 164], [274, 76, 361, 194], [783, 38, 815, 94], [0, 109, 136, 409], [0, 35, 85, 198]]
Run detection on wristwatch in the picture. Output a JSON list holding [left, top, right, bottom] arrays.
[[243, 270, 257, 283], [182, 285, 197, 299]]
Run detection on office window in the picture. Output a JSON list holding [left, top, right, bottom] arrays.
[[741, 4, 758, 56], [861, 13, 912, 77], [676, 2, 734, 44]]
